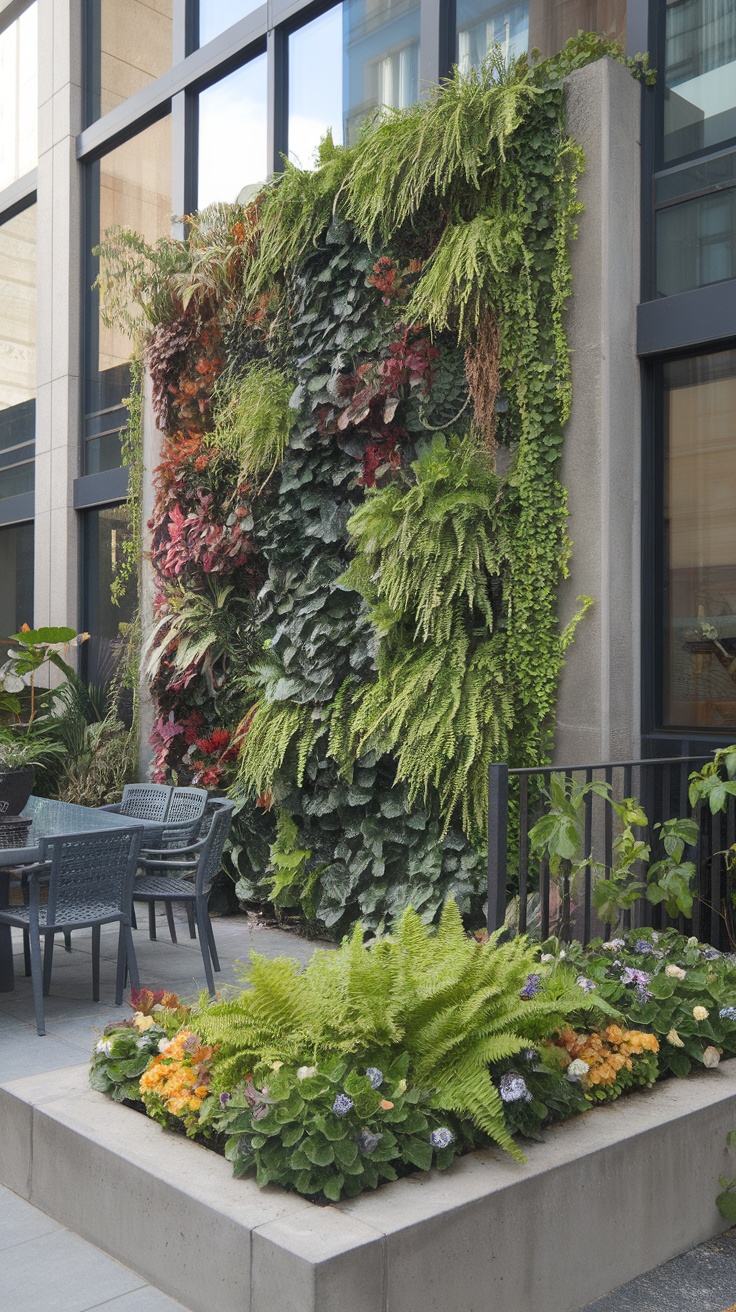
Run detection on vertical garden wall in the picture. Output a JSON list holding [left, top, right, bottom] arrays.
[[99, 38, 652, 934]]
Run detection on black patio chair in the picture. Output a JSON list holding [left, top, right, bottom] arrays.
[[132, 798, 234, 996], [0, 827, 143, 1035]]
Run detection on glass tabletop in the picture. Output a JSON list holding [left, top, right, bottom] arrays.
[[0, 796, 153, 868]]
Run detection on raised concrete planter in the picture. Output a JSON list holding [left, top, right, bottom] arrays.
[[1, 1062, 734, 1312]]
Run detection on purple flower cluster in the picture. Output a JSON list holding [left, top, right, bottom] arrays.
[[720, 1007, 736, 1021], [357, 1128, 383, 1155], [429, 1127, 455, 1150], [366, 1067, 383, 1089], [621, 966, 652, 1003], [575, 975, 596, 994], [499, 1073, 532, 1104], [333, 1093, 354, 1117], [634, 939, 655, 955], [520, 973, 542, 1000], [219, 1091, 232, 1109]]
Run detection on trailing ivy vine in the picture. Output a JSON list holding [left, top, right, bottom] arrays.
[[98, 37, 651, 933]]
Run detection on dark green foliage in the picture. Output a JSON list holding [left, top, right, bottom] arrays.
[[561, 929, 736, 1078], [89, 1021, 167, 1104], [201, 1053, 465, 1200]]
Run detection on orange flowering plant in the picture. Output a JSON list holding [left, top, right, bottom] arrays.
[[139, 1029, 218, 1132], [554, 1025, 659, 1103]]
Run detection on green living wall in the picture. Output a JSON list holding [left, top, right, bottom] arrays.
[[100, 38, 651, 934]]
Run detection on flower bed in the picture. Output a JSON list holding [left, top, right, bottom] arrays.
[[90, 912, 736, 1204]]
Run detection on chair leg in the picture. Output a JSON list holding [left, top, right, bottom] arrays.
[[92, 924, 101, 1002], [42, 932, 55, 997], [131, 903, 137, 930], [28, 925, 46, 1036], [122, 923, 140, 999], [185, 904, 196, 939], [164, 901, 178, 944], [64, 932, 72, 953], [205, 915, 220, 973], [194, 902, 216, 997], [148, 901, 157, 941], [23, 928, 31, 977]]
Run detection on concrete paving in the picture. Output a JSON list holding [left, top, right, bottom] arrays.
[[0, 908, 324, 1312], [579, 1227, 736, 1311]]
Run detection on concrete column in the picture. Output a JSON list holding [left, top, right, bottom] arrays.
[[33, 0, 82, 645], [554, 56, 642, 764]]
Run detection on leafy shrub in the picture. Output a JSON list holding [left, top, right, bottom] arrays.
[[558, 929, 736, 1077], [201, 1053, 464, 1201]]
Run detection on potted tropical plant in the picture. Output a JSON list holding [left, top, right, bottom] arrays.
[[0, 625, 86, 818]]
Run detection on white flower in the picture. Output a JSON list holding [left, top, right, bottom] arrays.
[[665, 964, 686, 979], [601, 938, 625, 951], [566, 1058, 590, 1082], [95, 1038, 113, 1056], [693, 1006, 709, 1021], [687, 936, 699, 947], [703, 1046, 721, 1069], [540, 953, 554, 963], [666, 1029, 684, 1048], [559, 950, 566, 960], [157, 1038, 172, 1054], [297, 1065, 317, 1080]]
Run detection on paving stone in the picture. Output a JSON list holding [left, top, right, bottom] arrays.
[[0, 1183, 60, 1251], [578, 1228, 736, 1311]]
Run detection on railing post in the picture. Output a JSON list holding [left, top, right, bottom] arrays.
[[487, 762, 509, 932]]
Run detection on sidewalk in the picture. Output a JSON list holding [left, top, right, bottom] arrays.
[[0, 1182, 189, 1312], [579, 1227, 736, 1312]]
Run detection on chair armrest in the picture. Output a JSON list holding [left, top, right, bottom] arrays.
[[139, 836, 206, 861], [97, 803, 123, 813], [136, 857, 199, 872]]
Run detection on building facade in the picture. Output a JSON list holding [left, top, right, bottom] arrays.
[[0, 0, 735, 764]]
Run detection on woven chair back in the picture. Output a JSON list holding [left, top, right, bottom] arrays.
[[119, 784, 172, 822], [42, 827, 143, 926]]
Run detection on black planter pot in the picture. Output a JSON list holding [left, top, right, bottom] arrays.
[[0, 765, 35, 817]]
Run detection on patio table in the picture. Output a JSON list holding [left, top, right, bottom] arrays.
[[0, 796, 166, 993]]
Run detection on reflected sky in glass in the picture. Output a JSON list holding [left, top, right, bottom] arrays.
[[198, 55, 268, 206], [288, 0, 420, 168], [199, 0, 263, 46], [0, 2, 37, 191]]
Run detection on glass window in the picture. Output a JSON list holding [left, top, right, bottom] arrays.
[[664, 0, 736, 164], [656, 188, 736, 295], [83, 505, 136, 688], [86, 0, 173, 124], [0, 522, 34, 640], [0, 2, 38, 192], [664, 349, 736, 729], [288, 0, 421, 166], [198, 0, 263, 47], [456, 1, 626, 75], [198, 56, 267, 207], [86, 118, 172, 474], [0, 204, 35, 501]]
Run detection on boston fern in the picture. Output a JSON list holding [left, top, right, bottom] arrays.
[[194, 901, 601, 1160]]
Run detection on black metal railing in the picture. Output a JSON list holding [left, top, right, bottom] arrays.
[[487, 754, 735, 949]]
